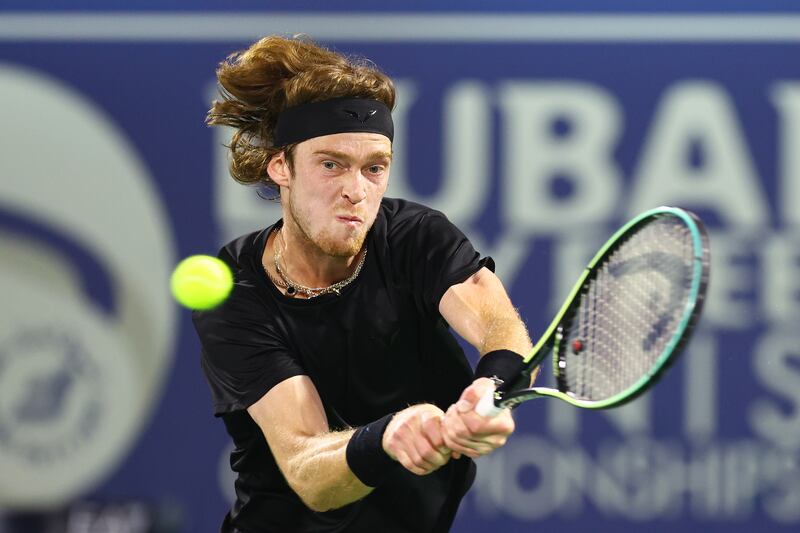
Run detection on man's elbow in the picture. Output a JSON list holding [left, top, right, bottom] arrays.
[[300, 493, 331, 513], [283, 469, 327, 512], [284, 468, 344, 512], [294, 485, 340, 513]]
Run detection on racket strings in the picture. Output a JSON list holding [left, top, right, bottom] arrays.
[[562, 216, 696, 402]]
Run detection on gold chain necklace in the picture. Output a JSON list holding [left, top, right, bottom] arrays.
[[267, 229, 366, 298]]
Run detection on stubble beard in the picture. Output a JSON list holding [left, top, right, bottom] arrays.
[[287, 194, 368, 258]]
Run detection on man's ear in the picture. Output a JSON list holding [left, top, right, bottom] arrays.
[[267, 151, 291, 187]]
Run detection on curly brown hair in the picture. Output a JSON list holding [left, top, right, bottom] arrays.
[[207, 35, 396, 192]]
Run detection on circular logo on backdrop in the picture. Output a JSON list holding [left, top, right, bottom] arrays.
[[0, 274, 141, 507], [0, 328, 102, 467], [0, 63, 176, 508]]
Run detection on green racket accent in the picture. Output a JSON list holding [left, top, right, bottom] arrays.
[[491, 206, 710, 412]]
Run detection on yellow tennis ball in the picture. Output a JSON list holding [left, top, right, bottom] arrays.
[[170, 255, 234, 310]]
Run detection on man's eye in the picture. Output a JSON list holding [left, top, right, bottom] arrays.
[[323, 161, 337, 170], [368, 165, 384, 174]]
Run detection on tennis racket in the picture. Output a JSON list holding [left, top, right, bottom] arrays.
[[476, 206, 710, 416]]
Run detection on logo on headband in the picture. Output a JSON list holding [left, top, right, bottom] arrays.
[[343, 109, 377, 123]]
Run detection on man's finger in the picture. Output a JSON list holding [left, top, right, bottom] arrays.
[[441, 421, 476, 458], [415, 438, 449, 470], [442, 407, 489, 456], [393, 450, 427, 476], [421, 413, 446, 450], [404, 439, 438, 472], [456, 379, 494, 413]]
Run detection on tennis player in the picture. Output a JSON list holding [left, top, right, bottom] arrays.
[[193, 35, 533, 533]]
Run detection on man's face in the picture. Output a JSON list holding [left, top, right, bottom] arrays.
[[283, 132, 392, 257]]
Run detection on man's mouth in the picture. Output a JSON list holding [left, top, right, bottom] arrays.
[[336, 215, 364, 225]]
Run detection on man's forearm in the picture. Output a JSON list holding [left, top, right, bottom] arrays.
[[439, 268, 533, 363], [284, 429, 373, 512], [479, 306, 532, 357], [478, 308, 537, 385]]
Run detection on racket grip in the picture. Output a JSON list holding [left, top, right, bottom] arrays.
[[475, 388, 505, 418]]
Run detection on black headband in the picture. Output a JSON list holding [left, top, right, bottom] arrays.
[[272, 97, 394, 146]]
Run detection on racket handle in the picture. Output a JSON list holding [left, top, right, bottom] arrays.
[[475, 387, 505, 418]]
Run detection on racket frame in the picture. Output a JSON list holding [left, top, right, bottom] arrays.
[[494, 206, 710, 410]]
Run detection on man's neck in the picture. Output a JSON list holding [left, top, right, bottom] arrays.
[[268, 221, 362, 289]]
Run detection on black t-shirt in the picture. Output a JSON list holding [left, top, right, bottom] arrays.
[[192, 198, 493, 533]]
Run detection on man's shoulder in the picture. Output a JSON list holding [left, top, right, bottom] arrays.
[[205, 226, 275, 314], [192, 228, 274, 329], [218, 227, 272, 271], [378, 197, 444, 229]]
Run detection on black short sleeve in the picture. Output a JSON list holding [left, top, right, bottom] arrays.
[[385, 200, 494, 314], [192, 276, 305, 416]]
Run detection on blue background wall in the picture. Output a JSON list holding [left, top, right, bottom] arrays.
[[2, 3, 800, 532]]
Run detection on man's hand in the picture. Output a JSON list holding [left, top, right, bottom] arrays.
[[442, 377, 515, 459], [382, 404, 451, 476]]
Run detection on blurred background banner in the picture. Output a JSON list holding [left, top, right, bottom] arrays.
[[2, 3, 800, 532]]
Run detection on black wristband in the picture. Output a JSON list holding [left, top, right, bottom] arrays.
[[474, 349, 524, 387], [346, 413, 398, 487]]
